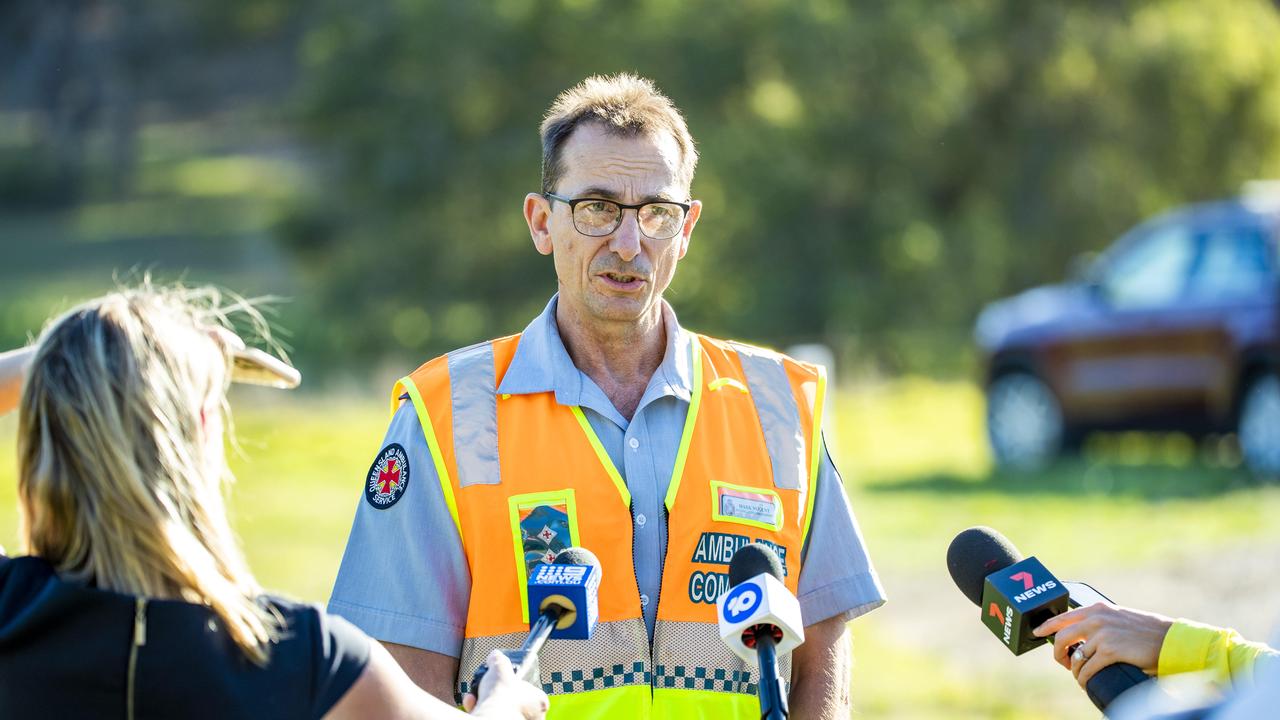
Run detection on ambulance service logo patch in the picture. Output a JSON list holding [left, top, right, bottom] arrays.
[[365, 443, 410, 509]]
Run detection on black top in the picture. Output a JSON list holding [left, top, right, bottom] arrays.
[[0, 555, 370, 719]]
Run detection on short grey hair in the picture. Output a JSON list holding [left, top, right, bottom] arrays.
[[540, 73, 698, 194]]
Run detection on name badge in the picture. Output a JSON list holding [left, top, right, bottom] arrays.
[[711, 481, 782, 531]]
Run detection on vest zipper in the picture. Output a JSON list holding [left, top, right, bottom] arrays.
[[127, 597, 148, 720], [644, 505, 671, 700], [648, 505, 669, 655]]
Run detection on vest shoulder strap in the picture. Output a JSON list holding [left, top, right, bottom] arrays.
[[389, 335, 522, 541], [718, 339, 824, 490]]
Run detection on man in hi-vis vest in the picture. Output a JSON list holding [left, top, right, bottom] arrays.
[[329, 73, 886, 719]]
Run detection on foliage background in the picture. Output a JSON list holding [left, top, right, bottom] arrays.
[[5, 1, 1280, 377], [4, 2, 1280, 718]]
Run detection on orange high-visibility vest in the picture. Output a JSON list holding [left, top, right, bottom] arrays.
[[391, 332, 827, 719]]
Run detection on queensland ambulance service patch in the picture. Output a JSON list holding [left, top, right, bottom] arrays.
[[365, 443, 410, 509]]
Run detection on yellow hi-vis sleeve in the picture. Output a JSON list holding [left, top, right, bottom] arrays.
[[1158, 618, 1280, 689]]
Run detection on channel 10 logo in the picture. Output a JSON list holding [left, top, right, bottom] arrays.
[[722, 582, 763, 624]]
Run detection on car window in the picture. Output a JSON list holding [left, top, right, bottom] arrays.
[[1101, 222, 1195, 309], [1185, 226, 1273, 303]]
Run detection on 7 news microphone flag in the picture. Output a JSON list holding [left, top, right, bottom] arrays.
[[947, 526, 1152, 714], [718, 543, 804, 720]]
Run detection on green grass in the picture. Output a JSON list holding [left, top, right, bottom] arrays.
[[2, 379, 1278, 718]]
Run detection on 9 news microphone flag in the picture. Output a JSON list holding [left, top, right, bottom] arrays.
[[718, 543, 804, 720]]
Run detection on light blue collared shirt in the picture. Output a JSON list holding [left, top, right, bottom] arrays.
[[329, 296, 885, 657]]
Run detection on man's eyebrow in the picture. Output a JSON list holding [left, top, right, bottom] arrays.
[[574, 187, 623, 200], [574, 187, 682, 203]]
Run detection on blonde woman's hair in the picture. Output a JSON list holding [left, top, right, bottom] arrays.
[[540, 73, 699, 194], [17, 283, 281, 664]]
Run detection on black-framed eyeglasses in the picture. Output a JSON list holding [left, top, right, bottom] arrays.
[[544, 192, 691, 240]]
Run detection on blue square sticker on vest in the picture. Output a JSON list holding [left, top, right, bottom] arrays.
[[712, 482, 782, 531]]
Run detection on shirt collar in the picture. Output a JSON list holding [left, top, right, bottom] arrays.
[[497, 294, 694, 407]]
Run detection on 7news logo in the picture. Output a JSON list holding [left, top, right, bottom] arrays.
[[987, 602, 1014, 644], [1009, 570, 1057, 604]]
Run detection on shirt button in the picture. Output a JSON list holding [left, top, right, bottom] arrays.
[[629, 438, 640, 450], [636, 513, 647, 527], [640, 594, 650, 607]]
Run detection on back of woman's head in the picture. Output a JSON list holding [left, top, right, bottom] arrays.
[[17, 284, 279, 663]]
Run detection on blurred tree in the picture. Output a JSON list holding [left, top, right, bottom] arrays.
[[0, 0, 301, 206], [6, 0, 1280, 377], [284, 0, 1280, 374]]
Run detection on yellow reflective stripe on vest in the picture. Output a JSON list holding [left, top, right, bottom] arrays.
[[651, 688, 760, 719], [664, 337, 704, 511], [542, 684, 761, 720], [546, 685, 652, 720], [707, 377, 748, 393], [395, 374, 463, 543], [507, 489, 582, 624], [568, 406, 631, 507], [801, 365, 827, 543]]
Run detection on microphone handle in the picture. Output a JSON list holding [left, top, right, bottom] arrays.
[[470, 607, 563, 694], [1085, 661, 1149, 714], [516, 611, 559, 680], [753, 632, 788, 720]]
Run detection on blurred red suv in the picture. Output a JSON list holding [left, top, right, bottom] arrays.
[[976, 187, 1280, 474]]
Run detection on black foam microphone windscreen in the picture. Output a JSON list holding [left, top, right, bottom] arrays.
[[728, 543, 785, 586], [946, 526, 1024, 606]]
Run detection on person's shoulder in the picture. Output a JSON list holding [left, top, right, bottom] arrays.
[[262, 595, 370, 645], [0, 555, 57, 597], [260, 594, 326, 633], [699, 335, 823, 374], [398, 334, 522, 383], [0, 555, 57, 604], [261, 595, 372, 678]]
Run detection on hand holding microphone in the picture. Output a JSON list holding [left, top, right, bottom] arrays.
[[717, 543, 805, 720], [946, 526, 1152, 713], [462, 650, 550, 719], [1032, 603, 1174, 686], [468, 547, 601, 703]]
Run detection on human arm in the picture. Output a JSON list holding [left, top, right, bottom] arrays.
[[1157, 618, 1279, 688], [327, 403, 472, 702], [326, 645, 547, 720], [382, 642, 463, 705], [1033, 603, 1279, 690], [788, 614, 851, 720], [0, 346, 34, 416], [787, 439, 886, 715]]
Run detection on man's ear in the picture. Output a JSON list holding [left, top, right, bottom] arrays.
[[677, 199, 702, 260], [525, 193, 554, 256]]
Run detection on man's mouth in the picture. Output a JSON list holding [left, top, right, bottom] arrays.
[[602, 271, 643, 283], [597, 271, 647, 290]]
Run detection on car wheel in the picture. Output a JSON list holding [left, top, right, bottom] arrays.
[[1239, 374, 1280, 478], [987, 372, 1065, 471]]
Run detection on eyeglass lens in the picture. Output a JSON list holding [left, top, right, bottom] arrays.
[[574, 200, 685, 239]]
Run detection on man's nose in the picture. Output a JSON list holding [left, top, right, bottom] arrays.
[[608, 209, 643, 262]]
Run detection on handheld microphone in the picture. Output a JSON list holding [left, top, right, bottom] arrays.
[[718, 543, 804, 720], [470, 546, 601, 696], [946, 526, 1151, 713]]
